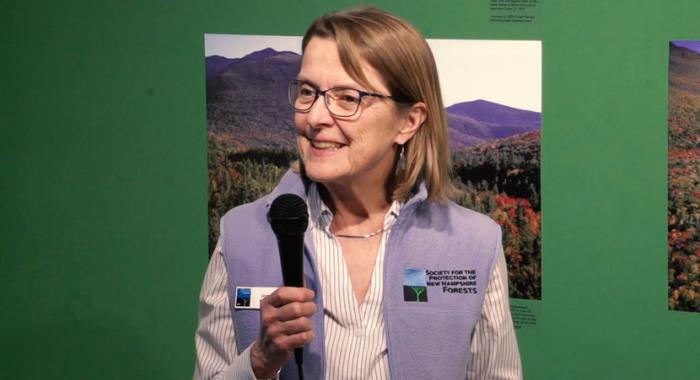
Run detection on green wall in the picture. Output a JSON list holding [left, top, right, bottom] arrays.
[[2, 1, 698, 379]]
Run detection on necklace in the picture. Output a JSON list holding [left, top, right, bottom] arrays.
[[333, 226, 387, 239]]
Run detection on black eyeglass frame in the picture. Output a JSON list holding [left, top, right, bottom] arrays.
[[287, 79, 395, 118]]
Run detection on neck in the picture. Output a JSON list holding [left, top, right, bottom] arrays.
[[319, 182, 394, 236]]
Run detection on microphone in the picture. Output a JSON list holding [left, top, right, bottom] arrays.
[[269, 193, 309, 379]]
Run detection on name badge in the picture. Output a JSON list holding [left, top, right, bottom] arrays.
[[234, 286, 277, 310]]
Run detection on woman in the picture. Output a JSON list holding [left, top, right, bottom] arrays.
[[195, 6, 521, 380]]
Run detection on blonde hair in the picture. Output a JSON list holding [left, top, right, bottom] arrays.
[[300, 6, 457, 202]]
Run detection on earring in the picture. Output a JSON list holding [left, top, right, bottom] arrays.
[[398, 144, 406, 171]]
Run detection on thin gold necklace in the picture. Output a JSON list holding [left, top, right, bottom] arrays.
[[333, 226, 386, 239]]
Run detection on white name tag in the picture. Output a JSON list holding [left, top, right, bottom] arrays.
[[234, 286, 278, 310]]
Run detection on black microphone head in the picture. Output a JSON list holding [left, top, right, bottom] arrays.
[[270, 193, 309, 235]]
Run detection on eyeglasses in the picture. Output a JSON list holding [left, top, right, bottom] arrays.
[[288, 80, 393, 118]]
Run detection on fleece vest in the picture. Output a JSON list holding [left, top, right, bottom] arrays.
[[221, 171, 500, 379]]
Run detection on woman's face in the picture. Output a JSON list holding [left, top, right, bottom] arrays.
[[295, 37, 413, 190]]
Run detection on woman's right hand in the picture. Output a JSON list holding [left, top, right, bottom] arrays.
[[250, 287, 316, 379]]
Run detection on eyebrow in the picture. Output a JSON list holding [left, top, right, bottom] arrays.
[[295, 76, 367, 91], [295, 76, 319, 88]]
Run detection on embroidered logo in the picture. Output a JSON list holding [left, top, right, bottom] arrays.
[[403, 268, 429, 302], [426, 269, 479, 295]]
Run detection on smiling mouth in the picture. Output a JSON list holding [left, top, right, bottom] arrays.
[[310, 140, 344, 150]]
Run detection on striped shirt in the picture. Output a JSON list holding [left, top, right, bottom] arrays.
[[193, 185, 522, 380], [308, 183, 396, 379]]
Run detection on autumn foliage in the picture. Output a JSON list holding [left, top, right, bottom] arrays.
[[668, 93, 700, 312], [668, 43, 700, 312], [454, 131, 542, 299], [207, 129, 542, 300]]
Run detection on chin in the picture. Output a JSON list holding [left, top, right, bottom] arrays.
[[299, 148, 346, 183], [302, 163, 346, 185]]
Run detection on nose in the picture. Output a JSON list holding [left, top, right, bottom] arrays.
[[305, 93, 335, 128]]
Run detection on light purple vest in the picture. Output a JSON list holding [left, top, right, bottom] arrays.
[[221, 171, 501, 379]]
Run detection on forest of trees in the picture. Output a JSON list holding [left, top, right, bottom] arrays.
[[207, 143, 292, 255], [454, 131, 541, 299], [668, 91, 700, 312], [208, 131, 542, 299]]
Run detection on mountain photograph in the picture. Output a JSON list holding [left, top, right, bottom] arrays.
[[668, 41, 700, 312], [205, 41, 541, 299]]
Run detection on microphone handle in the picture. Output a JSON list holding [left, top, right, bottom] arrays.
[[276, 232, 305, 378], [278, 232, 305, 287], [295, 347, 304, 377]]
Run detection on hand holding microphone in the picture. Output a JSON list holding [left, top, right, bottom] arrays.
[[251, 194, 314, 379], [251, 287, 315, 378]]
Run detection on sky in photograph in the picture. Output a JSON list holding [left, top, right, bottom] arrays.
[[205, 34, 542, 112], [673, 40, 700, 54]]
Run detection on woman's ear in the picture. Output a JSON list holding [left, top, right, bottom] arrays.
[[394, 102, 427, 145]]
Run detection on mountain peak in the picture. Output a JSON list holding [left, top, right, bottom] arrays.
[[240, 47, 283, 62], [446, 99, 540, 126]]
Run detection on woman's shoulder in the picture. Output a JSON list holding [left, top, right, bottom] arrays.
[[451, 201, 499, 231], [418, 199, 501, 237], [221, 196, 270, 223]]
